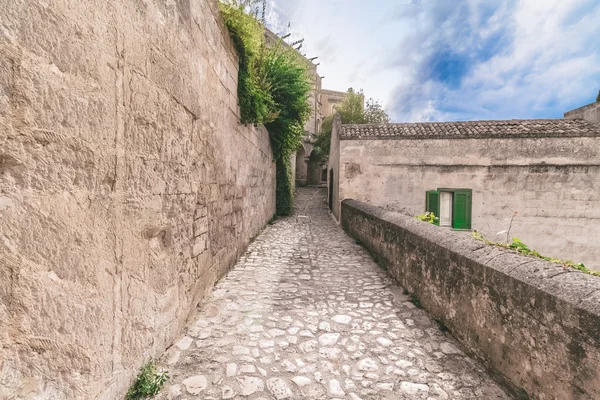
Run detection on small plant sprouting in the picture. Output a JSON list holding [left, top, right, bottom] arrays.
[[435, 318, 449, 333], [415, 212, 438, 225], [472, 232, 600, 278], [495, 210, 518, 244], [126, 360, 169, 400], [410, 293, 422, 309]]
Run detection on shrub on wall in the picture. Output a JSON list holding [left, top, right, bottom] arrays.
[[219, 0, 312, 216], [219, 1, 276, 125]]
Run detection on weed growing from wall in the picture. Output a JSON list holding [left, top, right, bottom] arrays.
[[415, 212, 439, 225], [219, 1, 312, 215], [472, 232, 600, 277], [219, 1, 275, 125]]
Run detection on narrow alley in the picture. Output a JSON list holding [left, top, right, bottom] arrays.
[[158, 188, 511, 400]]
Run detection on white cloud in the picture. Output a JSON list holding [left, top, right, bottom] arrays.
[[269, 0, 600, 122]]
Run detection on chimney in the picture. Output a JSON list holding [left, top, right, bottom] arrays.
[[564, 100, 600, 125]]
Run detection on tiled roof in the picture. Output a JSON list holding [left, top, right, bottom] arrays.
[[340, 119, 600, 140]]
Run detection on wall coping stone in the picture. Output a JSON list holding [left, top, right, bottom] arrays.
[[342, 199, 600, 315]]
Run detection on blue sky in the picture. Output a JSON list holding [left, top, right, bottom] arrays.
[[265, 0, 600, 122]]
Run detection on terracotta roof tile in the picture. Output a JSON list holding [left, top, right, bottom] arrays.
[[340, 119, 600, 140]]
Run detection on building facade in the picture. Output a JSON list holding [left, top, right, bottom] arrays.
[[328, 102, 600, 270]]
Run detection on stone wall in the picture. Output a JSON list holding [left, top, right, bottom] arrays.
[[334, 136, 600, 270], [321, 89, 347, 119], [342, 199, 600, 400], [327, 115, 342, 220], [565, 101, 600, 125], [0, 0, 276, 399]]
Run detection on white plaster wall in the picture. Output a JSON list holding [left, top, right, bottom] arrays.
[[338, 137, 600, 270]]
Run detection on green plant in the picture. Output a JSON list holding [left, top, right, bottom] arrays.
[[410, 293, 422, 309], [597, 89, 600, 102], [219, 1, 276, 125], [126, 361, 169, 400], [435, 318, 449, 333], [416, 212, 439, 225], [364, 97, 391, 124], [313, 90, 390, 165], [472, 233, 600, 277], [220, 1, 312, 216]]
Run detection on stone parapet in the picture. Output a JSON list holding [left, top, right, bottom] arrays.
[[342, 199, 600, 400]]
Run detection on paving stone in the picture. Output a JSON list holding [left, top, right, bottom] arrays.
[[226, 363, 237, 377], [400, 381, 430, 396], [175, 337, 193, 351], [318, 333, 340, 346], [356, 358, 379, 372], [236, 376, 264, 396], [221, 385, 235, 399], [291, 376, 311, 387], [328, 379, 346, 397], [156, 188, 511, 400], [167, 385, 181, 400], [266, 377, 293, 399], [182, 375, 207, 395]]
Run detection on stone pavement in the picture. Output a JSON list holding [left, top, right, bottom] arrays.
[[157, 188, 511, 400]]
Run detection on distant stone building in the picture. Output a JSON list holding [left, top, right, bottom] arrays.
[[328, 101, 600, 270], [321, 89, 347, 118]]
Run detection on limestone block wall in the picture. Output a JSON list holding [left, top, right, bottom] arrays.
[[327, 115, 342, 220], [565, 101, 600, 125], [342, 199, 600, 400], [336, 136, 600, 270], [0, 0, 276, 399]]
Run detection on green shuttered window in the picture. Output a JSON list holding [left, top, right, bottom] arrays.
[[425, 189, 472, 230], [452, 189, 472, 230], [426, 190, 440, 226]]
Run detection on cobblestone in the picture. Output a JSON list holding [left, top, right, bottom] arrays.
[[157, 188, 511, 399]]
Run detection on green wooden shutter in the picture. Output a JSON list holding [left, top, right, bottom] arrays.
[[453, 189, 472, 230], [426, 190, 440, 226]]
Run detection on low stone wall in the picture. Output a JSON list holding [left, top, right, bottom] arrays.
[[342, 199, 600, 400]]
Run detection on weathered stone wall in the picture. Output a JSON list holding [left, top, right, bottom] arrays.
[[335, 136, 600, 270], [321, 89, 347, 119], [565, 101, 600, 125], [327, 115, 342, 220], [0, 0, 276, 399], [342, 199, 600, 400]]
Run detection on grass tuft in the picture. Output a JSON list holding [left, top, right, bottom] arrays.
[[126, 360, 169, 400]]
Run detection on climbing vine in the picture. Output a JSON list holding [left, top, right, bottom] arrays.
[[219, 0, 312, 215]]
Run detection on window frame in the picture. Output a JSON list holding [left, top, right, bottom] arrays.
[[426, 188, 472, 231]]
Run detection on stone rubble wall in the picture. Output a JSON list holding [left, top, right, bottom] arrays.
[[0, 0, 276, 398], [342, 199, 600, 400]]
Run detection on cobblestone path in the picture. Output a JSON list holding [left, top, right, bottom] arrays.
[[158, 188, 511, 400]]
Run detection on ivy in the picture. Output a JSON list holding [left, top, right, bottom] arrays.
[[219, 1, 312, 215]]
